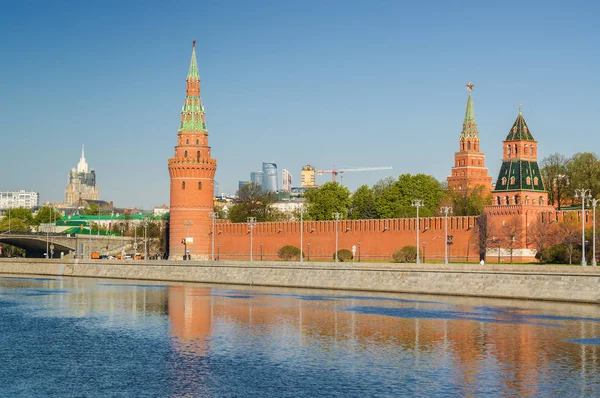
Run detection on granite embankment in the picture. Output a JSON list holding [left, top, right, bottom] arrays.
[[1, 259, 600, 303]]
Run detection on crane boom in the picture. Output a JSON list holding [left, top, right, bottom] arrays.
[[316, 166, 393, 182]]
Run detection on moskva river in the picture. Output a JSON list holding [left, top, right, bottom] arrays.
[[1, 275, 600, 397]]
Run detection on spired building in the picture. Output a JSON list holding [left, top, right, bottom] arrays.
[[447, 83, 493, 192], [168, 41, 217, 260], [65, 146, 99, 206]]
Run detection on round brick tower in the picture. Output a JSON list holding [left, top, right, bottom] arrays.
[[168, 41, 216, 260]]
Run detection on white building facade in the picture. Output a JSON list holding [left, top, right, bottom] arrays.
[[0, 190, 39, 209]]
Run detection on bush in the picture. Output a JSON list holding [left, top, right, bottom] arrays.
[[278, 245, 301, 261], [334, 249, 353, 262], [393, 246, 417, 263]]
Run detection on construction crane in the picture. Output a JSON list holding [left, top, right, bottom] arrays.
[[316, 166, 393, 182]]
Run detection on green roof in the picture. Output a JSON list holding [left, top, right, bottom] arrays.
[[505, 111, 535, 141], [59, 213, 167, 223], [187, 41, 199, 80], [493, 160, 545, 192], [179, 43, 207, 133], [460, 91, 478, 139]]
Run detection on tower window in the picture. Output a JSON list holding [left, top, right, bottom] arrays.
[[196, 139, 199, 145], [186, 139, 189, 144], [197, 151, 200, 162], [184, 150, 188, 158], [510, 176, 515, 185], [526, 177, 531, 185], [507, 145, 511, 155], [467, 141, 471, 150], [182, 181, 186, 190], [515, 145, 518, 154], [534, 177, 539, 186], [198, 182, 202, 190]]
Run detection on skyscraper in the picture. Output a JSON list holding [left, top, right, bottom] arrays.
[[250, 171, 264, 188], [168, 41, 217, 260], [65, 146, 99, 206], [301, 165, 316, 187], [262, 162, 278, 191], [282, 169, 292, 191]]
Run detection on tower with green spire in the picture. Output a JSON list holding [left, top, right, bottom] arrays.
[[490, 106, 550, 207], [168, 41, 217, 260], [447, 83, 493, 192]]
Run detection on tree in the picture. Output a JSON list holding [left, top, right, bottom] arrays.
[[0, 218, 29, 233], [228, 183, 278, 223], [446, 185, 492, 216], [33, 207, 63, 226], [473, 214, 496, 262], [540, 153, 569, 208], [501, 215, 523, 264], [567, 152, 600, 200], [374, 174, 445, 219], [372, 177, 395, 196], [277, 245, 301, 261], [557, 213, 581, 264], [334, 249, 353, 262], [349, 185, 378, 219], [3, 208, 33, 226], [82, 202, 100, 216], [527, 216, 558, 263], [304, 182, 351, 220]]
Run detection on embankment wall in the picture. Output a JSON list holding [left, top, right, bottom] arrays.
[[1, 259, 600, 303]]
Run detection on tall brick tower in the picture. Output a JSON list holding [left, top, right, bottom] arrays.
[[168, 41, 217, 260], [447, 83, 493, 191]]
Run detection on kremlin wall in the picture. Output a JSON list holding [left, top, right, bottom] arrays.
[[169, 44, 594, 263]]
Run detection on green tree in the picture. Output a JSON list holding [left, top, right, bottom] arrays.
[[33, 207, 63, 226], [372, 177, 395, 196], [349, 185, 378, 219], [473, 214, 496, 262], [304, 182, 351, 220], [3, 208, 33, 226], [392, 246, 418, 263], [0, 217, 30, 233], [567, 152, 600, 199], [334, 249, 353, 262], [277, 245, 302, 261], [446, 185, 491, 216], [228, 183, 278, 223], [374, 174, 444, 218], [540, 153, 569, 208]]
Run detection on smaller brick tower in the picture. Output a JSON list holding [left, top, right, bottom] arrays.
[[168, 41, 217, 260], [447, 83, 493, 191]]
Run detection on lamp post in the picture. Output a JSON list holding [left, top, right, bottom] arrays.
[[260, 243, 263, 261], [184, 220, 192, 260], [88, 221, 92, 259], [133, 221, 138, 261], [209, 212, 218, 261], [247, 217, 257, 262], [217, 244, 220, 261], [299, 206, 306, 263], [492, 236, 501, 264], [412, 200, 424, 264], [440, 206, 453, 265], [591, 198, 598, 266], [358, 241, 361, 262], [307, 242, 310, 262], [332, 212, 341, 262], [141, 218, 149, 260], [574, 189, 592, 266], [422, 241, 426, 263]]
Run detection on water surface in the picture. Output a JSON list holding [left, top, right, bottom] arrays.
[[1, 275, 600, 397]]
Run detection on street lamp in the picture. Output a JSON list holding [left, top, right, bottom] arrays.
[[141, 218, 149, 260], [574, 189, 592, 266], [217, 244, 220, 261], [307, 242, 310, 262], [358, 241, 361, 262], [184, 220, 192, 260], [332, 212, 341, 262], [591, 198, 599, 266], [422, 241, 426, 263], [260, 243, 263, 261], [209, 212, 218, 261], [412, 200, 424, 264], [492, 236, 501, 264], [247, 217, 257, 261], [299, 206, 306, 263], [440, 206, 453, 265]]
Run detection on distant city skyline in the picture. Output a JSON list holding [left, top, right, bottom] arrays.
[[1, 1, 598, 208]]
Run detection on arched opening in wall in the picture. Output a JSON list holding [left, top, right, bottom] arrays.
[[504, 196, 509, 205], [515, 145, 518, 154], [496, 196, 501, 205], [186, 139, 189, 144], [184, 150, 188, 158], [182, 181, 186, 190], [467, 141, 471, 150], [197, 151, 200, 162], [539, 196, 544, 205], [462, 141, 465, 151], [507, 145, 511, 155], [196, 139, 199, 145], [525, 195, 529, 204], [198, 182, 202, 190], [515, 195, 520, 205]]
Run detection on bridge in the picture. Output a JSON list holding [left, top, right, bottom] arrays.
[[0, 233, 134, 258]]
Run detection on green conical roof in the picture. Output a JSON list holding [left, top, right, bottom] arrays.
[[187, 41, 199, 80], [460, 89, 478, 139], [505, 110, 535, 141]]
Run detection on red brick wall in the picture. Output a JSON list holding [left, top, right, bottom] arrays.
[[213, 216, 479, 262]]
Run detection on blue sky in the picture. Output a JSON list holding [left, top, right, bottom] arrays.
[[1, 0, 598, 208]]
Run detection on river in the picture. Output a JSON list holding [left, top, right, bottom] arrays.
[[1, 275, 599, 397]]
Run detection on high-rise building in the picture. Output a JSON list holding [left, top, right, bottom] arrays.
[[0, 190, 39, 209], [282, 169, 292, 191], [250, 171, 263, 188], [262, 162, 278, 191], [65, 146, 99, 206], [447, 83, 493, 192], [238, 181, 250, 191], [168, 41, 217, 260], [301, 165, 316, 187]]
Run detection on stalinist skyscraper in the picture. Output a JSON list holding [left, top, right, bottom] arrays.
[[65, 145, 99, 206]]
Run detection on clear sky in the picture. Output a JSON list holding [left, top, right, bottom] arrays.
[[1, 0, 598, 208]]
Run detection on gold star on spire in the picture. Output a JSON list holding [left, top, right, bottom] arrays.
[[466, 82, 474, 92]]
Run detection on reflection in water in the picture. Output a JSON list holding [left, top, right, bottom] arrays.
[[1, 276, 600, 397]]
